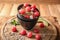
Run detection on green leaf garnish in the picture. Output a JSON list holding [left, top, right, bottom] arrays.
[[11, 19, 20, 26]]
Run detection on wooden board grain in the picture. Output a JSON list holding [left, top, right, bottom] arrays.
[[0, 3, 13, 16], [48, 5, 60, 25], [0, 3, 4, 13], [39, 4, 51, 16], [56, 5, 60, 25], [10, 4, 19, 16], [56, 5, 60, 12], [0, 0, 60, 4]]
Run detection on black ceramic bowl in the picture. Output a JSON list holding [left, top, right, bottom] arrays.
[[17, 4, 40, 30]]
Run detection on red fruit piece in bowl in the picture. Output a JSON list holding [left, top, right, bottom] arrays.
[[19, 9, 25, 14], [12, 27, 17, 32], [39, 23, 45, 28], [20, 30, 27, 35], [26, 6, 31, 12], [31, 8, 35, 12], [35, 34, 41, 40], [27, 32, 32, 38], [33, 11, 40, 17], [31, 4, 36, 8], [34, 29, 39, 33], [31, 5, 36, 9], [24, 15, 30, 19], [24, 3, 29, 7]]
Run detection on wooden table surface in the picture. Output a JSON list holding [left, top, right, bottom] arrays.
[[0, 3, 60, 40]]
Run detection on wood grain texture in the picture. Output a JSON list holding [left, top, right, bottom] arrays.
[[39, 4, 51, 16], [0, 3, 13, 16], [10, 4, 19, 16], [56, 5, 60, 12], [0, 0, 60, 4], [48, 5, 60, 25], [56, 5, 60, 24], [0, 3, 4, 13]]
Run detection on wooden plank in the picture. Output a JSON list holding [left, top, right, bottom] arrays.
[[0, 16, 13, 40], [0, 3, 4, 12], [39, 4, 51, 16], [56, 5, 60, 13], [56, 5, 60, 24], [10, 4, 19, 16], [1, 0, 36, 3], [0, 17, 3, 29], [48, 5, 60, 25], [0, 3, 13, 16]]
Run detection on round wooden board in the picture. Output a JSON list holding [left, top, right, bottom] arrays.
[[1, 17, 57, 40]]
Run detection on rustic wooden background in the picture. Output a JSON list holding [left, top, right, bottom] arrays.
[[0, 0, 60, 40], [0, 0, 60, 4]]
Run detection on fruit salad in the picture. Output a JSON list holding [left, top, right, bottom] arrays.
[[18, 3, 40, 19]]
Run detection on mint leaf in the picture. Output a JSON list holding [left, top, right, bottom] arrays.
[[11, 19, 20, 26]]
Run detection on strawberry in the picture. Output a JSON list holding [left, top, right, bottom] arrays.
[[39, 23, 45, 28], [31, 8, 37, 12], [27, 32, 32, 38], [20, 30, 27, 35], [24, 3, 29, 7], [33, 11, 40, 17], [34, 29, 39, 33], [19, 9, 25, 14], [31, 8, 35, 12], [31, 5, 36, 9], [34, 9, 37, 12], [35, 34, 41, 40], [24, 15, 30, 19], [12, 27, 17, 32], [32, 12, 36, 19], [26, 6, 31, 12]]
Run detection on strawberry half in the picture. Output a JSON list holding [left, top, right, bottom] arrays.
[[19, 9, 25, 14], [12, 27, 17, 32], [27, 32, 32, 38], [35, 34, 41, 40], [31, 5, 36, 9], [34, 29, 39, 33], [39, 23, 45, 28], [33, 11, 40, 17], [20, 30, 27, 35], [26, 6, 31, 12], [24, 3, 29, 7], [31, 8, 35, 12], [24, 15, 30, 19]]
